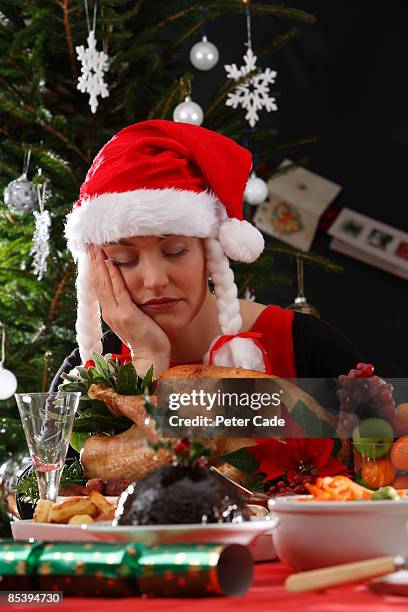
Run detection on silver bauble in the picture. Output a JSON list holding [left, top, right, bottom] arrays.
[[173, 96, 204, 126], [287, 295, 320, 317], [4, 173, 37, 215], [244, 172, 268, 205], [189, 36, 219, 71]]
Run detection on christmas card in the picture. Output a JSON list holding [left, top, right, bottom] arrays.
[[253, 160, 342, 250], [328, 208, 408, 280]]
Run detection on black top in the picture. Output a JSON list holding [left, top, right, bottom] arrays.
[[49, 312, 361, 391]]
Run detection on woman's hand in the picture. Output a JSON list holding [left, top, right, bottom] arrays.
[[88, 244, 171, 375]]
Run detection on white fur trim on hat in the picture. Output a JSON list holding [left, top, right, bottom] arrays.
[[218, 218, 264, 263], [65, 188, 227, 258], [203, 335, 267, 372]]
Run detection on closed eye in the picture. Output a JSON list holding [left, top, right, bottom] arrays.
[[164, 248, 188, 258], [109, 249, 188, 268]]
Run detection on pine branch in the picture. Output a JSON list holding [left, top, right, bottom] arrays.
[[160, 82, 182, 119], [47, 260, 74, 324], [257, 137, 319, 163], [266, 245, 343, 273], [258, 28, 300, 58], [153, 2, 315, 32], [164, 19, 205, 56], [0, 72, 89, 165], [59, 0, 77, 77]]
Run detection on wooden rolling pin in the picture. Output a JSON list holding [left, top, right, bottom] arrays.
[[285, 556, 406, 593]]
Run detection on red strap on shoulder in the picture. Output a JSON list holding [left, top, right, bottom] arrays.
[[250, 305, 296, 378]]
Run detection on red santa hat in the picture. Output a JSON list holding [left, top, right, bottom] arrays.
[[65, 119, 268, 372]]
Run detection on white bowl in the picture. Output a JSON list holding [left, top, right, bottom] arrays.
[[268, 495, 408, 571]]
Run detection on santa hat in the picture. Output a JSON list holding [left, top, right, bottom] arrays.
[[65, 119, 269, 372]]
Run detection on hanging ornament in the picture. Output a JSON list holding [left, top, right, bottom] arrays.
[[173, 95, 204, 126], [76, 0, 109, 113], [244, 171, 268, 205], [287, 256, 320, 317], [244, 287, 256, 302], [190, 36, 219, 71], [3, 150, 37, 215], [30, 182, 51, 281], [0, 322, 18, 401], [224, 4, 277, 127]]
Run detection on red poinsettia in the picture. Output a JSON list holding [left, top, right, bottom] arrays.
[[84, 354, 131, 369], [247, 438, 348, 482]]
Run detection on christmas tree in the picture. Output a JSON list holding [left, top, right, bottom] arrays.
[[0, 0, 340, 534]]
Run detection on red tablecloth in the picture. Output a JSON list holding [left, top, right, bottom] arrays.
[[6, 562, 408, 611]]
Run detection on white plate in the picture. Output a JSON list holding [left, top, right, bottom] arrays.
[[11, 517, 277, 559], [11, 519, 109, 543], [56, 496, 119, 504], [85, 518, 278, 546]]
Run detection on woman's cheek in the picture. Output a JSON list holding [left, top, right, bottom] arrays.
[[118, 268, 140, 300]]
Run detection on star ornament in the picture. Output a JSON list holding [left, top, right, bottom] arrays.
[[76, 29, 110, 113], [224, 48, 277, 127]]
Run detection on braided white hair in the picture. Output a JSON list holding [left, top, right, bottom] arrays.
[[203, 237, 267, 372], [76, 252, 103, 364]]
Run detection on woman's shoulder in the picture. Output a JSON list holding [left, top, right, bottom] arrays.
[[239, 300, 292, 332]]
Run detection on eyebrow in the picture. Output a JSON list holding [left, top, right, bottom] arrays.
[[114, 236, 168, 246]]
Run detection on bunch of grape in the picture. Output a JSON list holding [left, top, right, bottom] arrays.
[[267, 473, 315, 497], [337, 362, 396, 433]]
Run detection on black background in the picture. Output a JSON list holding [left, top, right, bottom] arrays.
[[192, 0, 408, 376]]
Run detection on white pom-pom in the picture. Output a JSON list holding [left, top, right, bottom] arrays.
[[218, 218, 264, 263], [203, 336, 267, 372]]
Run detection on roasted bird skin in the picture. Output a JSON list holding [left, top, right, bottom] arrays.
[[81, 364, 340, 483]]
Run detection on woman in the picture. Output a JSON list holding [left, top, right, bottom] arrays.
[[51, 119, 360, 390]]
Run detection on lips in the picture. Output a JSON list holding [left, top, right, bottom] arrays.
[[140, 298, 181, 311], [142, 298, 179, 305]]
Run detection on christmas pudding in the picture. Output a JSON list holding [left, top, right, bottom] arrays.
[[115, 463, 250, 525]]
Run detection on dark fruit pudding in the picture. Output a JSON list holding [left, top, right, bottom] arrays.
[[115, 465, 250, 525]]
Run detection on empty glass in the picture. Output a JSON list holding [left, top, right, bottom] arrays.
[[14, 392, 81, 502]]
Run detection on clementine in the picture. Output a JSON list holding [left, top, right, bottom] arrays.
[[391, 404, 408, 437], [361, 457, 396, 489], [392, 474, 408, 490], [390, 437, 408, 470]]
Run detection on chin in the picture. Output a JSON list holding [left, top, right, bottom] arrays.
[[148, 311, 190, 336]]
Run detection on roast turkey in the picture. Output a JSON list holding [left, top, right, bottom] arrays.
[[80, 364, 343, 483]]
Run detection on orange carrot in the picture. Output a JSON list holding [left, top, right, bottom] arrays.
[[297, 475, 406, 502], [303, 476, 374, 501]]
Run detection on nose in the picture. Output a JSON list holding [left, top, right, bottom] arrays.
[[141, 258, 169, 292]]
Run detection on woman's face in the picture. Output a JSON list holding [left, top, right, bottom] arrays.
[[102, 235, 208, 336]]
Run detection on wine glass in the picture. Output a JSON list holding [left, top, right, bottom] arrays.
[[14, 391, 81, 502]]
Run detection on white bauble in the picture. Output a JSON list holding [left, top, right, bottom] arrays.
[[0, 365, 18, 400], [189, 36, 219, 71], [173, 96, 204, 126], [244, 173, 268, 205]]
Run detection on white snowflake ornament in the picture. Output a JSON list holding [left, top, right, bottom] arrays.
[[224, 48, 277, 127], [76, 29, 109, 113]]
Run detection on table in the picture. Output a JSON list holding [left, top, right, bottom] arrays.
[[6, 562, 408, 611]]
